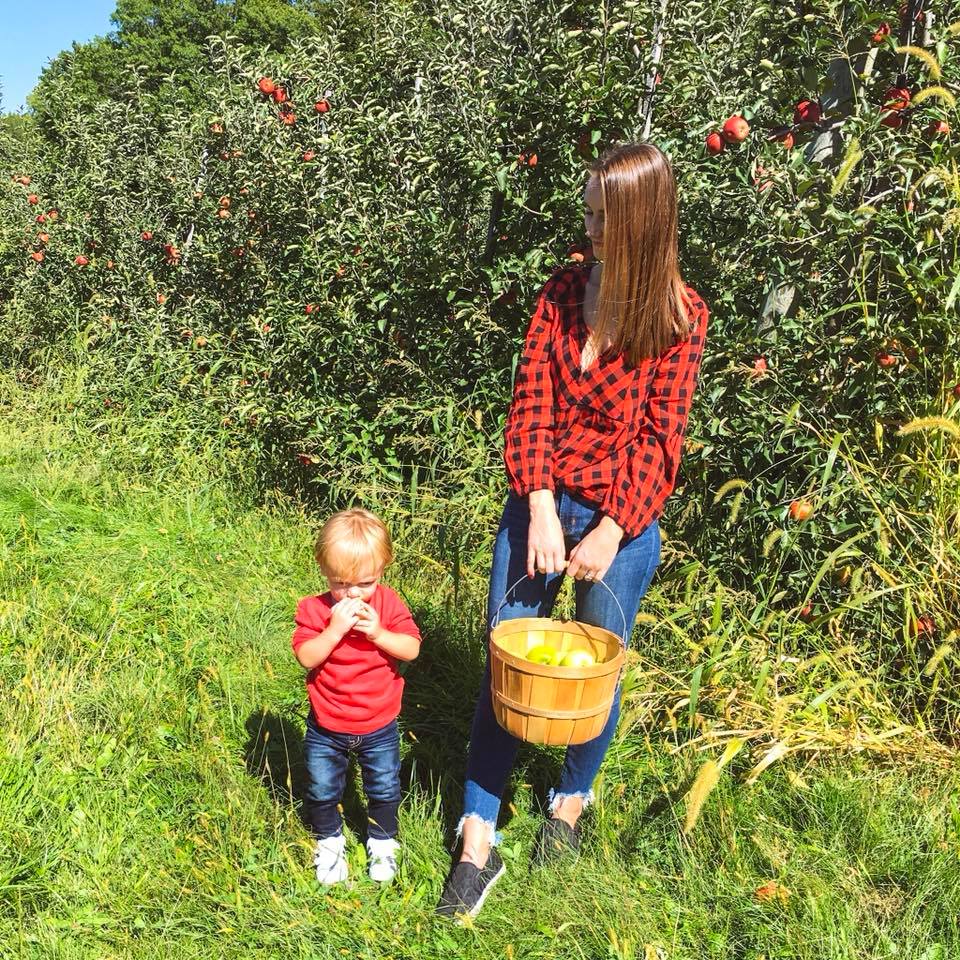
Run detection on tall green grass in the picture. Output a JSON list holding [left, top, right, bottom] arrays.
[[1, 371, 958, 960]]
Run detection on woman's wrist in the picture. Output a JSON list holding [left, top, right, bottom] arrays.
[[527, 488, 557, 516], [597, 515, 625, 543]]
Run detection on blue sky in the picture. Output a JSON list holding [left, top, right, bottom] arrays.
[[0, 0, 117, 113]]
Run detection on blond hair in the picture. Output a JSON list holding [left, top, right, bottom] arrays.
[[588, 142, 691, 366], [314, 508, 393, 579]]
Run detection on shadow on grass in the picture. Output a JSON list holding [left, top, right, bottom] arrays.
[[400, 600, 607, 847], [243, 703, 442, 841], [244, 708, 311, 830], [243, 596, 637, 850]]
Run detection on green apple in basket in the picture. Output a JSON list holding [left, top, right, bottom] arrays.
[[525, 643, 561, 665], [559, 648, 597, 668]]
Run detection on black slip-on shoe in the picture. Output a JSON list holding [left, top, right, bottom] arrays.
[[531, 817, 581, 868], [435, 848, 506, 920]]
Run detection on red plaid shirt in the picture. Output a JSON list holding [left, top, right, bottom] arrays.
[[504, 264, 708, 539]]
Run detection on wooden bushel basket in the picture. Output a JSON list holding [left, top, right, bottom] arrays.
[[489, 576, 627, 746]]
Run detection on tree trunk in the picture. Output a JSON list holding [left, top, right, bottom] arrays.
[[639, 0, 670, 140]]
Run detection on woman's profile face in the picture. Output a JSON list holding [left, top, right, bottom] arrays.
[[583, 175, 605, 259]]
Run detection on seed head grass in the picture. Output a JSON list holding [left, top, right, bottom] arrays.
[[1, 373, 958, 959]]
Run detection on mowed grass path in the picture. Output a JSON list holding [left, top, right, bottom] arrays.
[[1, 383, 958, 960]]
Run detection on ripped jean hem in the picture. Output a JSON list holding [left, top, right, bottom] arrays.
[[547, 788, 595, 814], [455, 813, 501, 848]]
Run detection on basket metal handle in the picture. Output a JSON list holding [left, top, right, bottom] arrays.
[[490, 569, 629, 643]]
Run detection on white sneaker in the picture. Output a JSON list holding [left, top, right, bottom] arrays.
[[366, 837, 400, 883], [313, 834, 348, 885]]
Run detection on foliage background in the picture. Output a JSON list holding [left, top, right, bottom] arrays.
[[3, 0, 958, 728]]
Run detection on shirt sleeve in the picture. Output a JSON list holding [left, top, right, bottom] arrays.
[[382, 588, 422, 642], [503, 274, 562, 496], [601, 295, 708, 538], [291, 596, 330, 652]]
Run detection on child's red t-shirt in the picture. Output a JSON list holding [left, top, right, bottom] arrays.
[[291, 584, 421, 734]]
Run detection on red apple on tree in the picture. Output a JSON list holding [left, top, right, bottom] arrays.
[[705, 131, 725, 155], [314, 99, 330, 113], [752, 165, 773, 192], [27, 194, 39, 205], [141, 230, 153, 241], [722, 115, 750, 143], [883, 86, 911, 110], [776, 130, 795, 149], [74, 255, 89, 266], [875, 351, 897, 367], [871, 22, 891, 43], [568, 241, 594, 263], [257, 77, 276, 95], [789, 499, 814, 521], [793, 100, 821, 124]]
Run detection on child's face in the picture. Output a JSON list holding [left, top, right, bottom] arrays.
[[322, 563, 383, 603]]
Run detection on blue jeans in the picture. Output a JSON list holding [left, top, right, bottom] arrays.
[[303, 712, 401, 840], [461, 489, 661, 838]]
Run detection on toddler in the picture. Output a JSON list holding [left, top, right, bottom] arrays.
[[292, 508, 421, 884]]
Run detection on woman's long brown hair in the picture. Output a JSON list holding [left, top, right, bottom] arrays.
[[589, 143, 691, 366]]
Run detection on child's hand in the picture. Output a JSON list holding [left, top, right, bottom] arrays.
[[353, 602, 382, 641], [329, 597, 363, 636]]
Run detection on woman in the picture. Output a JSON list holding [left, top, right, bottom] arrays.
[[436, 142, 709, 919]]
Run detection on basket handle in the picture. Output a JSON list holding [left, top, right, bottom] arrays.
[[490, 569, 629, 643]]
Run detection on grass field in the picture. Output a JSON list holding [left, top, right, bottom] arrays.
[[1, 374, 958, 960]]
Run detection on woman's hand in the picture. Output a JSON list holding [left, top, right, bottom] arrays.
[[527, 490, 566, 578], [566, 517, 624, 582]]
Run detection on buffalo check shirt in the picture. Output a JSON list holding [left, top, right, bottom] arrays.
[[503, 263, 708, 540]]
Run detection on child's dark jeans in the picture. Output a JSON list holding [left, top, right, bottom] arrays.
[[303, 712, 401, 840]]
